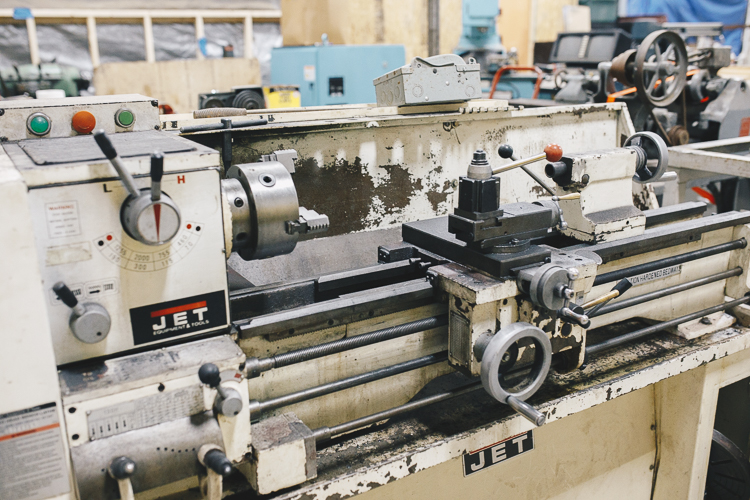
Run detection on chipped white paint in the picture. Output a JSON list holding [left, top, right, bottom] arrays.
[[176, 101, 643, 236], [270, 329, 750, 500]]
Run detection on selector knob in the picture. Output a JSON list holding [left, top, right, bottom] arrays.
[[94, 131, 181, 246], [199, 363, 244, 417], [53, 282, 111, 344]]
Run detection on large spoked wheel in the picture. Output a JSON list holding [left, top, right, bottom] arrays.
[[705, 430, 750, 500], [634, 30, 688, 107], [624, 131, 669, 183], [479, 323, 552, 404]]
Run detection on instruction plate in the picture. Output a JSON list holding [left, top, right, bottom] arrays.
[[86, 385, 205, 440], [0, 403, 70, 500]]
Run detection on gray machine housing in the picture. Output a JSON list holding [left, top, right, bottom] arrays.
[[373, 54, 481, 107]]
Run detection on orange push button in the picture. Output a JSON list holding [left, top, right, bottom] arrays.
[[72, 110, 96, 134]]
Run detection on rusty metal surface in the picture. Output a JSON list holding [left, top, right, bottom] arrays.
[[184, 101, 635, 237]]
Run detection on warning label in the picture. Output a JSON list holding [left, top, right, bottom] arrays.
[[45, 201, 81, 239], [0, 402, 70, 500]]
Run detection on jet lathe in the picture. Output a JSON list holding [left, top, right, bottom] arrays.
[[2, 95, 750, 500]]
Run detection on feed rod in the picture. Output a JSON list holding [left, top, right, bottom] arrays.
[[586, 295, 750, 356], [312, 381, 483, 442], [252, 352, 448, 415], [591, 267, 743, 318], [593, 239, 746, 286]]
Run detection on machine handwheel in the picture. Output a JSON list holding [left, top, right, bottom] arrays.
[[705, 429, 750, 500], [480, 323, 552, 404], [624, 131, 669, 184], [634, 30, 688, 107]]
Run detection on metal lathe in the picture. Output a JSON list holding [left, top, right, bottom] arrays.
[[2, 92, 750, 500]]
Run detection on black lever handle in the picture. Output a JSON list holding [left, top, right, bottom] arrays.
[[198, 363, 222, 388], [150, 152, 164, 182], [53, 282, 78, 308], [94, 130, 117, 160], [108, 456, 136, 480], [203, 449, 233, 477]]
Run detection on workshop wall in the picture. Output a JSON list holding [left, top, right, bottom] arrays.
[[92, 57, 261, 113], [497, 0, 579, 66], [280, 0, 463, 60]]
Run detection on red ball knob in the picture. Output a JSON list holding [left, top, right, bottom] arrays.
[[544, 143, 563, 162]]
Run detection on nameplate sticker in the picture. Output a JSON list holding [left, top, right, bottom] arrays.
[[629, 265, 682, 286], [130, 290, 227, 345], [462, 430, 534, 477]]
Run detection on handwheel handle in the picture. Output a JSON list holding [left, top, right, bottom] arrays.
[[477, 322, 552, 425]]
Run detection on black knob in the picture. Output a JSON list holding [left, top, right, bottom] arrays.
[[94, 130, 117, 160], [198, 363, 221, 388], [150, 152, 164, 182], [498, 144, 514, 159], [204, 449, 233, 477], [53, 282, 78, 308], [109, 456, 136, 480]]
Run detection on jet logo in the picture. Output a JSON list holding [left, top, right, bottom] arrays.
[[151, 301, 209, 332], [129, 291, 227, 345], [462, 430, 534, 476]]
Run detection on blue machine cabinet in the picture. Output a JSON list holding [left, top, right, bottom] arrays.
[[270, 45, 406, 107]]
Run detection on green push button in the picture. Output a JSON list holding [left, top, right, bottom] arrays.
[[115, 109, 135, 128], [27, 113, 51, 135]]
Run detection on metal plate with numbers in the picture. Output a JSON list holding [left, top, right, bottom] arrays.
[[86, 385, 205, 440]]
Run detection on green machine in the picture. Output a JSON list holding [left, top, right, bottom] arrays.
[[0, 63, 91, 99]]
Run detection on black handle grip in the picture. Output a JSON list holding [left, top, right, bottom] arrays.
[[109, 456, 136, 480], [204, 449, 233, 477], [198, 363, 221, 388], [150, 152, 164, 182], [498, 144, 514, 159], [53, 282, 78, 308], [94, 130, 117, 160], [612, 278, 633, 296]]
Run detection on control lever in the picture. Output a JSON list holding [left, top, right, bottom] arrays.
[[198, 363, 243, 417], [558, 305, 591, 328], [493, 143, 563, 176], [497, 144, 555, 195], [108, 456, 136, 500], [150, 152, 163, 202], [198, 445, 232, 500], [53, 282, 111, 343], [583, 278, 633, 317], [94, 131, 181, 245], [556, 268, 591, 328]]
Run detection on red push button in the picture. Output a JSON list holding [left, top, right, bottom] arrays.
[[72, 110, 96, 134]]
